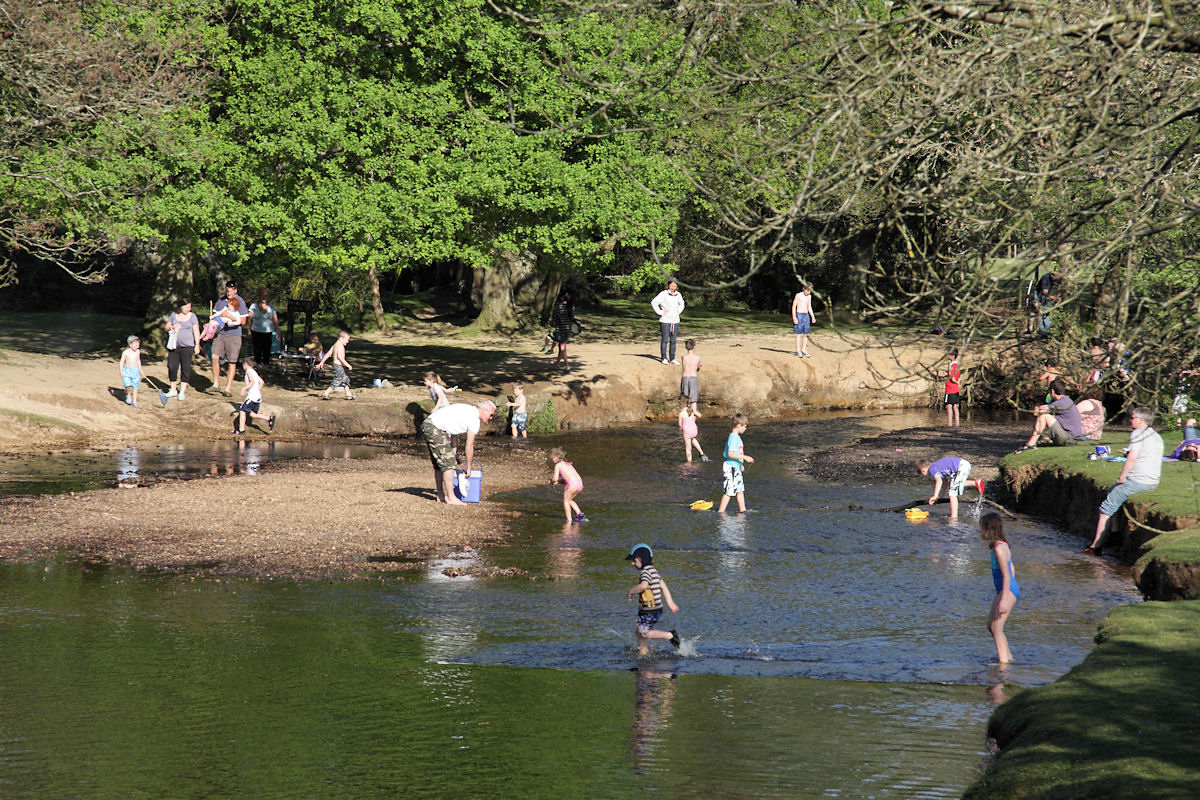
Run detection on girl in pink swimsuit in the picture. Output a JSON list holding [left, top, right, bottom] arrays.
[[677, 395, 709, 463], [550, 446, 586, 523]]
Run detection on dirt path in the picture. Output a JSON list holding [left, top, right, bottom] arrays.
[[0, 325, 945, 449]]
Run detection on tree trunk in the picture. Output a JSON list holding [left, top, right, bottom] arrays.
[[369, 262, 387, 332], [1091, 250, 1127, 333], [1115, 248, 1133, 333], [471, 249, 550, 331], [841, 233, 874, 313], [139, 243, 198, 350]]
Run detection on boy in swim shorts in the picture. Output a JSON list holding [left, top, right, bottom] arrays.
[[119, 335, 143, 408], [317, 330, 355, 400], [917, 456, 973, 520], [625, 543, 681, 655], [791, 283, 813, 357], [717, 414, 754, 513], [507, 382, 528, 439], [679, 339, 701, 414]]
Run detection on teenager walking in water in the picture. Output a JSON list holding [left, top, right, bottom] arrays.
[[981, 512, 1019, 664]]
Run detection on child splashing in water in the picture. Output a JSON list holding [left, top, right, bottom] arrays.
[[981, 512, 1020, 664], [550, 446, 585, 523]]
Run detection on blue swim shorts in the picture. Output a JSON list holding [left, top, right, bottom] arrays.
[[512, 412, 527, 432], [240, 399, 261, 414], [793, 314, 811, 334], [636, 608, 663, 634], [121, 367, 140, 388]]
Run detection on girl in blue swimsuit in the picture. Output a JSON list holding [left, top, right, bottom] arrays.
[[981, 512, 1019, 664]]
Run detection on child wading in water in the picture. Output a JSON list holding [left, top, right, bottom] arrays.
[[550, 446, 585, 523], [677, 395, 708, 462], [624, 543, 681, 656], [119, 335, 143, 407], [944, 349, 962, 427], [916, 456, 973, 520], [717, 413, 754, 512], [981, 512, 1019, 663], [507, 382, 528, 439]]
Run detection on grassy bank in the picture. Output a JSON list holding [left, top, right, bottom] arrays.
[[967, 447, 1200, 798], [1003, 430, 1200, 522], [964, 601, 1200, 800]]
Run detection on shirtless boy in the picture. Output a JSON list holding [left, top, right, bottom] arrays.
[[791, 284, 814, 357], [680, 339, 702, 414]]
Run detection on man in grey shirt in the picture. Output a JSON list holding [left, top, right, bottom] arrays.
[[1084, 407, 1163, 555], [1019, 378, 1083, 450]]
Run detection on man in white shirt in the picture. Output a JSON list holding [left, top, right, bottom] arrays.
[[421, 400, 496, 504], [1084, 407, 1163, 555], [651, 279, 685, 365]]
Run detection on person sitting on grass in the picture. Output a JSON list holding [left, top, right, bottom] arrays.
[[1171, 418, 1200, 461], [1076, 389, 1106, 441], [1083, 407, 1162, 556], [1017, 378, 1083, 451]]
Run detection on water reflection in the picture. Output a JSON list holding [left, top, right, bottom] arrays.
[[0, 440, 392, 495], [631, 670, 676, 772], [117, 447, 139, 485], [716, 512, 749, 574], [548, 523, 583, 581]]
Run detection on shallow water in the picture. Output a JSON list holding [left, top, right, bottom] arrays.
[[0, 412, 1140, 798], [0, 439, 390, 494]]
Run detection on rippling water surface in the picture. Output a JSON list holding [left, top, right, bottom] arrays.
[[0, 412, 1140, 798]]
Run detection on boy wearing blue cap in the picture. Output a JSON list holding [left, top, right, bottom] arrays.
[[625, 544, 681, 655]]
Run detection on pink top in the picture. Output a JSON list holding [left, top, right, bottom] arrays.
[[554, 460, 583, 490], [679, 412, 698, 438]]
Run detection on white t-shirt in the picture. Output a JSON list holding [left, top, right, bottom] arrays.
[[245, 367, 263, 403], [1126, 426, 1163, 486], [430, 403, 481, 436], [651, 290, 685, 324]]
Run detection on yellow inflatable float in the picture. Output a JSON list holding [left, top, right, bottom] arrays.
[[904, 507, 929, 520], [690, 500, 714, 511]]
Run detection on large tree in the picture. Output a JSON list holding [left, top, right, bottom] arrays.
[[194, 0, 686, 329], [0, 0, 214, 288], [511, 0, 1200, 398]]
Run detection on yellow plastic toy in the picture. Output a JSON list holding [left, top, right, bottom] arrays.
[[690, 500, 714, 511], [905, 507, 929, 520]]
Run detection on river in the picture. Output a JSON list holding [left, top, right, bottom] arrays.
[[0, 413, 1139, 798]]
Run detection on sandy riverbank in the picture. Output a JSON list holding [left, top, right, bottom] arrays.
[[0, 327, 942, 450], [0, 439, 548, 579]]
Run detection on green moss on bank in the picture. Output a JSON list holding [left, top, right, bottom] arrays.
[[1137, 530, 1200, 566], [964, 601, 1200, 799]]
